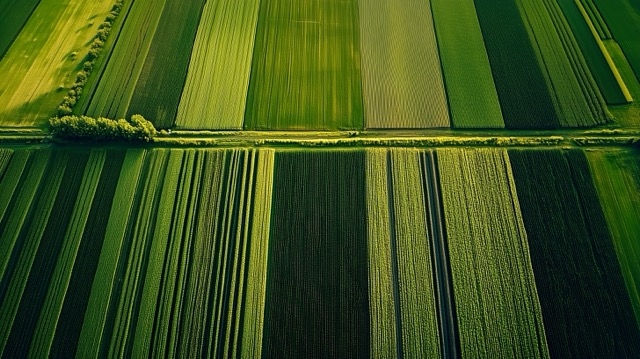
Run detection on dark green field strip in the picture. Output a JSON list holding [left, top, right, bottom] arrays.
[[359, 0, 449, 129], [0, 0, 41, 59], [557, 0, 629, 105], [47, 149, 124, 357], [1, 150, 88, 357], [509, 149, 640, 358], [0, 149, 13, 183], [587, 149, 640, 325], [84, 0, 167, 119], [245, 0, 363, 130], [264, 151, 369, 357], [126, 0, 206, 128], [438, 149, 549, 358], [176, 0, 262, 129], [579, 0, 611, 39], [432, 0, 504, 128], [474, 0, 559, 129], [593, 0, 640, 84]]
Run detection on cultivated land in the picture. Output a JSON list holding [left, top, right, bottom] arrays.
[[1, 0, 640, 357]]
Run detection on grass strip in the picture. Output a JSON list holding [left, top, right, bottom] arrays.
[[509, 149, 640, 358], [263, 150, 370, 357], [586, 149, 640, 326], [245, 0, 363, 130], [176, 0, 262, 129], [437, 148, 549, 358], [359, 0, 449, 128], [75, 148, 146, 358], [432, 0, 503, 128]]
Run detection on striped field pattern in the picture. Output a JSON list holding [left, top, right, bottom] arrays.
[[359, 0, 449, 128]]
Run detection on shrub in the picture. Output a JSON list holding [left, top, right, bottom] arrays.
[[49, 114, 157, 142]]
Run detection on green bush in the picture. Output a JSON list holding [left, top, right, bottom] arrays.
[[49, 114, 157, 142]]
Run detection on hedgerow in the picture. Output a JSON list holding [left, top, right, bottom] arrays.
[[49, 115, 156, 142], [57, 0, 124, 116]]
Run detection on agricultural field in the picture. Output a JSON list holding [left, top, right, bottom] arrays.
[[0, 146, 638, 357], [2, 0, 640, 129], [1, 0, 640, 357]]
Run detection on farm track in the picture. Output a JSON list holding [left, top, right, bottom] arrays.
[[421, 152, 458, 359]]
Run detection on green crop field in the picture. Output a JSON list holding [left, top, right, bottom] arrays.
[[1, 0, 640, 357]]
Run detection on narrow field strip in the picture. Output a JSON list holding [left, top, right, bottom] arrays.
[[75, 148, 146, 358], [359, 0, 448, 129], [509, 149, 640, 358], [0, 0, 42, 59], [593, 0, 640, 84], [0, 0, 115, 126], [85, 0, 168, 119], [432, 0, 503, 128], [0, 149, 13, 179], [474, 0, 559, 129], [127, 0, 206, 128], [4, 150, 89, 357], [176, 0, 262, 129], [557, 0, 630, 105], [365, 149, 399, 358], [0, 151, 28, 223], [389, 149, 441, 358], [586, 149, 640, 326], [245, 0, 363, 130], [438, 148, 549, 358], [516, 0, 605, 127], [579, 0, 611, 39], [264, 150, 369, 357]]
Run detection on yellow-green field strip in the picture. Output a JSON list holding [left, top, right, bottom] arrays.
[[176, 0, 262, 129], [0, 0, 114, 126], [359, 0, 448, 129], [438, 148, 549, 358]]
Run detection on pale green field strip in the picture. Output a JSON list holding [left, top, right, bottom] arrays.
[[0, 150, 64, 353], [176, 0, 261, 129], [0, 0, 114, 126], [245, 0, 363, 130], [28, 149, 105, 357], [586, 149, 640, 325], [438, 148, 549, 358], [365, 148, 398, 358], [0, 150, 50, 281], [84, 0, 167, 119], [358, 0, 448, 129], [431, 0, 504, 128], [517, 0, 605, 127], [579, 0, 611, 39], [76, 148, 146, 358], [107, 149, 169, 357], [0, 149, 14, 185], [390, 149, 441, 358]]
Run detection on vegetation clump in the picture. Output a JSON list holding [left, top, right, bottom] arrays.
[[57, 0, 124, 116], [49, 114, 157, 142]]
